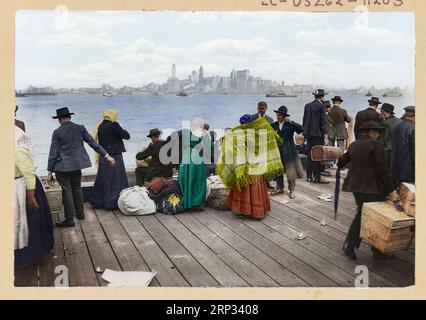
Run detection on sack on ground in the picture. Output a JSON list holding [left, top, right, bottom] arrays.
[[118, 186, 156, 216], [206, 175, 229, 210], [158, 193, 185, 215]]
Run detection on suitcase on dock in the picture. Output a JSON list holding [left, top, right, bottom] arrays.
[[399, 182, 415, 217], [42, 180, 63, 215], [360, 201, 415, 253], [311, 146, 343, 162]]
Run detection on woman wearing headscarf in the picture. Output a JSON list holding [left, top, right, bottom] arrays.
[[178, 117, 212, 210], [90, 108, 130, 209], [15, 126, 54, 268], [217, 115, 284, 219]]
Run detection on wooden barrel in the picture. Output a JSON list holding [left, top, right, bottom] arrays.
[[311, 146, 343, 161]]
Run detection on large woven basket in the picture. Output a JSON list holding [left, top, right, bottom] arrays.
[[42, 181, 63, 215], [361, 201, 415, 253]]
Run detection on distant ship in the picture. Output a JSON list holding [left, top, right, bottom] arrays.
[[15, 90, 28, 97], [383, 91, 403, 97], [365, 91, 373, 97], [103, 91, 115, 97], [265, 92, 298, 98], [26, 92, 57, 96], [177, 92, 189, 97]]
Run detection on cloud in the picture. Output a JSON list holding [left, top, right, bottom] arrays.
[[296, 25, 412, 47]]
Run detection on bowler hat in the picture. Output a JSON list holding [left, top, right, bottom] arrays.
[[313, 89, 327, 96], [368, 97, 382, 105], [331, 96, 343, 103], [274, 105, 290, 117], [147, 128, 162, 138], [380, 103, 395, 114], [404, 106, 415, 113], [359, 120, 385, 132], [52, 107, 74, 119]]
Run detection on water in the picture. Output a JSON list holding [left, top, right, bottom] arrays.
[[16, 92, 414, 176]]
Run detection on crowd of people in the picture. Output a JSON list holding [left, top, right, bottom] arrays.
[[13, 89, 415, 268]]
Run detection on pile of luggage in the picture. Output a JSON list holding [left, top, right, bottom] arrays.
[[361, 183, 416, 253], [117, 175, 229, 217]]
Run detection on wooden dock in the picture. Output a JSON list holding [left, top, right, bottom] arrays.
[[14, 175, 415, 287]]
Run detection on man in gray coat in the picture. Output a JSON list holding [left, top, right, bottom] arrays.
[[251, 101, 274, 124], [47, 107, 116, 228], [328, 96, 352, 152]]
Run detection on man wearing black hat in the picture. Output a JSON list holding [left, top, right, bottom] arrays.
[[271, 106, 304, 199], [354, 97, 382, 140], [47, 107, 116, 228], [135, 128, 173, 186], [337, 120, 396, 260], [302, 89, 329, 184], [328, 96, 352, 151], [391, 106, 415, 184], [378, 103, 401, 169], [251, 101, 274, 124]]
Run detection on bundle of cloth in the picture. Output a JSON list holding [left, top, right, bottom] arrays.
[[146, 177, 184, 215]]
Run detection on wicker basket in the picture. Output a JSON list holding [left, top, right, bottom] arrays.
[[42, 181, 63, 215], [361, 201, 415, 253]]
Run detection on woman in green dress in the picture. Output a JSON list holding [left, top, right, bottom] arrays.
[[178, 118, 212, 209]]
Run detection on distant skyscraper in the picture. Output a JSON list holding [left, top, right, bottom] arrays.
[[198, 66, 204, 85], [172, 63, 177, 79], [236, 70, 250, 92]]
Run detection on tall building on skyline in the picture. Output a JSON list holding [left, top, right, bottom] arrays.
[[172, 63, 176, 79]]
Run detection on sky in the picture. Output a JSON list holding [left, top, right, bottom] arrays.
[[15, 10, 415, 90]]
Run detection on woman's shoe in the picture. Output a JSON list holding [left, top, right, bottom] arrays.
[[56, 219, 75, 228], [270, 188, 284, 196], [343, 241, 357, 260]]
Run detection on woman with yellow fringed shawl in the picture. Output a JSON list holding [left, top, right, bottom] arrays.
[[216, 115, 284, 219], [90, 108, 130, 209]]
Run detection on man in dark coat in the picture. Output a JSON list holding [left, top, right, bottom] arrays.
[[391, 106, 415, 184], [337, 120, 396, 260], [15, 105, 26, 132], [302, 89, 329, 184], [135, 128, 173, 186], [354, 97, 382, 140], [251, 101, 274, 124], [378, 103, 401, 169], [328, 96, 352, 151], [47, 107, 116, 228], [271, 106, 304, 199]]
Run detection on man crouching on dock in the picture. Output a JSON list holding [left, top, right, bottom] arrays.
[[47, 107, 116, 228]]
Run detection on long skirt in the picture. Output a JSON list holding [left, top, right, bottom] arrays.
[[15, 178, 54, 268], [178, 162, 207, 209], [90, 153, 129, 209], [228, 180, 271, 219]]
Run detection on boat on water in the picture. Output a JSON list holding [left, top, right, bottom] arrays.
[[103, 91, 115, 97], [383, 92, 403, 97], [15, 91, 29, 97], [265, 92, 298, 98], [177, 92, 189, 97], [365, 91, 373, 97]]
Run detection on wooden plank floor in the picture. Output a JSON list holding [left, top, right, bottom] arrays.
[[15, 173, 415, 287]]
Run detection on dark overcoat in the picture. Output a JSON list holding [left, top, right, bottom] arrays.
[[48, 121, 107, 173], [337, 135, 394, 195], [391, 118, 415, 183], [271, 121, 303, 163], [98, 120, 130, 155], [328, 106, 351, 139], [250, 113, 274, 124], [302, 100, 328, 138]]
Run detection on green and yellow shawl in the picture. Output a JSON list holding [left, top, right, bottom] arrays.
[[216, 117, 284, 190]]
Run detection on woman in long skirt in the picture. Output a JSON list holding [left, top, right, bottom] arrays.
[[15, 126, 54, 268], [217, 115, 284, 219], [178, 118, 211, 209], [90, 109, 130, 209]]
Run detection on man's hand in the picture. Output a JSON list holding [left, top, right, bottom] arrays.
[[26, 190, 39, 209], [47, 172, 54, 184], [389, 191, 400, 202], [105, 154, 116, 168]]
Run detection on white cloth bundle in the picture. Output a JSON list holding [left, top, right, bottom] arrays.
[[118, 186, 156, 216]]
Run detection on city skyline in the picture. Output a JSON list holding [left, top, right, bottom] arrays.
[[16, 11, 415, 90]]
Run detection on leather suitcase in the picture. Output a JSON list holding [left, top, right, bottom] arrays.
[[311, 146, 343, 161]]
